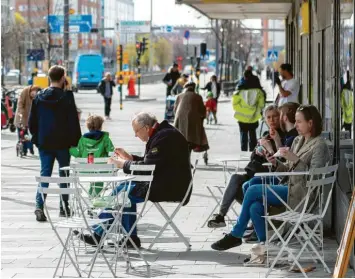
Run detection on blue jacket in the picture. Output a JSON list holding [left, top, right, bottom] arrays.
[[29, 87, 81, 150]]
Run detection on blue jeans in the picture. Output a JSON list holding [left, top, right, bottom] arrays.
[[231, 184, 288, 242], [94, 183, 145, 237], [242, 176, 279, 195], [36, 149, 70, 209]]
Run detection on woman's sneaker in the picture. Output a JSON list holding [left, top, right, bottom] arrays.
[[34, 208, 47, 222], [207, 214, 226, 228], [211, 233, 242, 251]]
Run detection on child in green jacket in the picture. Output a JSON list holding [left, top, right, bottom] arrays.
[[70, 114, 115, 196]]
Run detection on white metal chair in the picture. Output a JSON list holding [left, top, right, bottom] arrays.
[[344, 153, 353, 190], [264, 164, 339, 278], [201, 157, 250, 228], [35, 176, 115, 278], [72, 157, 112, 164], [148, 159, 199, 250], [70, 163, 118, 198], [105, 163, 156, 276]]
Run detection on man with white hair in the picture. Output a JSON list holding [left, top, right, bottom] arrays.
[[97, 72, 115, 120], [77, 112, 192, 248]]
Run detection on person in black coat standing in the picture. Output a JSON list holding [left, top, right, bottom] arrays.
[[163, 63, 181, 97], [97, 73, 115, 120], [29, 65, 81, 222], [76, 112, 192, 248], [201, 75, 221, 102]]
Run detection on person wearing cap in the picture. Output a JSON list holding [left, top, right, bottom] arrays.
[[162, 63, 181, 97], [172, 74, 189, 95], [205, 92, 217, 124]]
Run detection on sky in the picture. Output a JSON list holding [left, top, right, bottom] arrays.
[[134, 0, 261, 28]]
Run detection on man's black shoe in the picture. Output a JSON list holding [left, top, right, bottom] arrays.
[[59, 207, 71, 217], [78, 232, 102, 246], [207, 214, 226, 228], [120, 235, 141, 248], [34, 208, 47, 222], [211, 233, 242, 251]]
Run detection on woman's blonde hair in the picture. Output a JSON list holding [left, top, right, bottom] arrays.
[[86, 114, 104, 131]]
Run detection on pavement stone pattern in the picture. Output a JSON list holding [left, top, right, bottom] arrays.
[[2, 75, 354, 278]]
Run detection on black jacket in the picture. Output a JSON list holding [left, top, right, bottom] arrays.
[[163, 71, 181, 96], [123, 120, 192, 204], [202, 81, 221, 99], [98, 79, 115, 97], [29, 87, 81, 150]]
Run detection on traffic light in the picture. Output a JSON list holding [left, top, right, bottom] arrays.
[[142, 37, 149, 54], [136, 41, 141, 55], [116, 45, 122, 62]]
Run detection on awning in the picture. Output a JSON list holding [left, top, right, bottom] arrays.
[[178, 0, 293, 20]]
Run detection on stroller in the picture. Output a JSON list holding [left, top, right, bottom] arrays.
[[16, 126, 34, 157]]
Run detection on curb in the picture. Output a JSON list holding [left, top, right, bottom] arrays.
[[124, 98, 157, 102]]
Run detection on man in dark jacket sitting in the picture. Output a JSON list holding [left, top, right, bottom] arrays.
[[77, 112, 192, 248]]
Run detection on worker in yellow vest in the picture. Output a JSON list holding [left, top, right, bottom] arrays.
[[232, 82, 265, 151], [341, 88, 353, 137]]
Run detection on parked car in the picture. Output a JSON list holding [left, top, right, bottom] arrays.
[[72, 54, 104, 92]]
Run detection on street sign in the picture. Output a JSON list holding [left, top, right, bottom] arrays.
[[267, 49, 279, 62], [184, 30, 190, 40], [123, 64, 129, 71], [200, 50, 210, 61], [48, 15, 92, 33], [27, 49, 45, 61], [161, 25, 174, 33], [120, 21, 151, 34]]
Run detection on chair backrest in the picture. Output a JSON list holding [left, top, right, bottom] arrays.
[[305, 164, 338, 218], [344, 153, 353, 169], [72, 157, 111, 164], [71, 163, 117, 177]]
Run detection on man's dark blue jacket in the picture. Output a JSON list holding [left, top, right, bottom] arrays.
[[123, 120, 193, 204], [29, 87, 81, 150]]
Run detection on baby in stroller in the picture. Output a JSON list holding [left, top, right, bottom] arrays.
[[16, 126, 34, 157]]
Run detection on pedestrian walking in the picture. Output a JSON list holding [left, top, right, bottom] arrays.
[[174, 82, 209, 160], [163, 63, 180, 97], [98, 72, 115, 120], [29, 65, 81, 222], [14, 85, 41, 155]]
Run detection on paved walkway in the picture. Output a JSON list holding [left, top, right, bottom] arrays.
[[1, 81, 352, 278]]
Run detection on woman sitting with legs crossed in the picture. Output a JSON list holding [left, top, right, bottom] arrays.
[[211, 105, 330, 250]]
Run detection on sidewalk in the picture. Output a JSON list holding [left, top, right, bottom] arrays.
[[1, 85, 351, 278]]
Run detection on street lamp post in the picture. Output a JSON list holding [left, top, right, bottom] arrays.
[[220, 26, 224, 81]]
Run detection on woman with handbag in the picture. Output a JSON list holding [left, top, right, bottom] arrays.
[[211, 105, 330, 251]]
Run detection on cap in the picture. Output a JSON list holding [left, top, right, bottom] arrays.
[[207, 92, 214, 98]]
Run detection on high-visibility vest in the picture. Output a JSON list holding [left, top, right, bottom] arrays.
[[341, 89, 353, 124], [232, 88, 265, 123]]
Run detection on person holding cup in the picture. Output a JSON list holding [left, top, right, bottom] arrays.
[[211, 105, 329, 250]]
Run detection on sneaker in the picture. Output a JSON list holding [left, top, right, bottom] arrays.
[[34, 208, 47, 222], [110, 235, 141, 249], [59, 207, 71, 217], [30, 149, 35, 155], [207, 214, 226, 228], [211, 233, 242, 251]]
